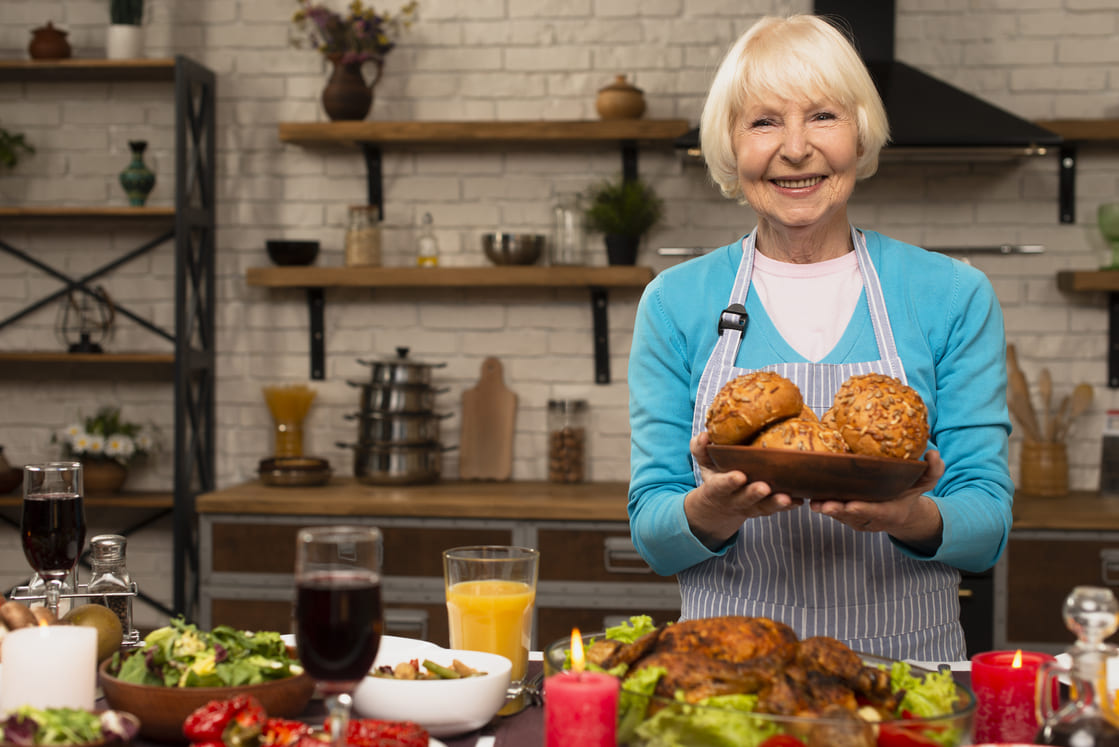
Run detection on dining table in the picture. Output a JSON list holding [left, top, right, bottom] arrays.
[[103, 659, 974, 747]]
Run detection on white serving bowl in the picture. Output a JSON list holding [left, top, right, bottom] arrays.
[[351, 635, 512, 738]]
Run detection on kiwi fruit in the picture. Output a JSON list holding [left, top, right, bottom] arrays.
[[62, 603, 124, 662]]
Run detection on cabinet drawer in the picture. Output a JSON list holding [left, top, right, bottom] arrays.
[[536, 528, 672, 585], [211, 522, 512, 576], [1005, 535, 1119, 643]]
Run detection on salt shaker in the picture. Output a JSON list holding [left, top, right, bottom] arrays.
[[87, 534, 133, 635], [548, 399, 588, 483]]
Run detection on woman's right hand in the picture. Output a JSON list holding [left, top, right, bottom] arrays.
[[685, 431, 802, 549]]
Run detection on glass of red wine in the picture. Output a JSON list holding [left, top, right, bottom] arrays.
[[294, 526, 383, 747], [21, 462, 86, 619]]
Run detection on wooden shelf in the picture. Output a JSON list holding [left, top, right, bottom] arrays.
[[247, 265, 653, 384], [1035, 119, 1119, 142], [1057, 269, 1119, 292], [278, 119, 691, 146], [0, 352, 173, 364], [0, 352, 175, 381], [0, 206, 176, 220], [246, 265, 654, 289], [0, 58, 176, 82], [0, 492, 173, 509]]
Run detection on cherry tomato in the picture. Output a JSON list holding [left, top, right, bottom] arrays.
[[759, 735, 807, 747], [877, 723, 943, 747]]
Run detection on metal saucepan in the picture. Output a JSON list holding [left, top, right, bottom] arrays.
[[356, 347, 446, 386], [344, 410, 452, 445], [338, 441, 454, 485], [346, 380, 447, 413]]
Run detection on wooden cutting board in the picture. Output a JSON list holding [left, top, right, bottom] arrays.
[[459, 356, 517, 481]]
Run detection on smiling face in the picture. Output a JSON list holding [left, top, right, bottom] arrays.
[[733, 93, 860, 246]]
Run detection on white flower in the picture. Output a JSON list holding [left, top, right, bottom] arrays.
[[63, 424, 84, 440], [134, 434, 152, 453], [86, 435, 106, 456], [71, 431, 94, 455], [105, 435, 135, 459]]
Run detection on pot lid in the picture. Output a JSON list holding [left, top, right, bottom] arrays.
[[357, 346, 446, 370]]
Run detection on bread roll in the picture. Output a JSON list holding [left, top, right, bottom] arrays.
[[754, 418, 850, 454], [827, 373, 929, 460], [706, 372, 804, 445]]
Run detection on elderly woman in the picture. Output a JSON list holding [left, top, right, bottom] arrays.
[[626, 14, 1012, 660]]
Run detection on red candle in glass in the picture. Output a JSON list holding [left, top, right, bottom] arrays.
[[544, 628, 620, 747], [971, 649, 1056, 743]]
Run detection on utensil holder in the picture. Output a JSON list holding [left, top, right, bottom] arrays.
[[1019, 441, 1068, 497]]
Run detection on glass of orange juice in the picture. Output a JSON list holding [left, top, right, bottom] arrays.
[[443, 545, 539, 716]]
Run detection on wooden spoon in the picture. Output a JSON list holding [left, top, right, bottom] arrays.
[[1057, 383, 1094, 441], [1039, 367, 1053, 441], [1006, 344, 1043, 441]]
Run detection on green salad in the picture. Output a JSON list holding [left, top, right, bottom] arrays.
[[574, 616, 964, 747], [108, 617, 303, 688], [0, 707, 138, 746]]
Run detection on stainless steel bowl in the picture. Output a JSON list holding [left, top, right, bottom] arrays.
[[481, 233, 545, 265], [344, 410, 451, 445], [346, 380, 447, 413], [339, 441, 451, 485]]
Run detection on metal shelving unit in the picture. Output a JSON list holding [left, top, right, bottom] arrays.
[[0, 56, 217, 619]]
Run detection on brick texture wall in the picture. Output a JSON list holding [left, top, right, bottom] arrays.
[[0, 0, 1117, 627]]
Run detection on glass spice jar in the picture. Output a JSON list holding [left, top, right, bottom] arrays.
[[345, 205, 382, 267], [87, 534, 133, 635], [548, 399, 588, 483]]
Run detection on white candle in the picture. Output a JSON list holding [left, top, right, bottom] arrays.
[[0, 625, 97, 714]]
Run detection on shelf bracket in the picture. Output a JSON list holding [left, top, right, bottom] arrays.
[[621, 141, 637, 183], [1059, 144, 1076, 224], [591, 286, 610, 384], [361, 143, 384, 218], [308, 288, 325, 380], [1110, 292, 1119, 389]]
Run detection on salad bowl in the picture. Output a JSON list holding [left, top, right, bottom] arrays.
[[351, 635, 512, 738], [0, 709, 140, 747], [545, 631, 976, 747]]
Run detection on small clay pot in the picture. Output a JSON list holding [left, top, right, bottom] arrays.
[[596, 75, 646, 120], [28, 22, 72, 60]]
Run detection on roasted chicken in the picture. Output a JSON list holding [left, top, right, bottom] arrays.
[[586, 615, 902, 719]]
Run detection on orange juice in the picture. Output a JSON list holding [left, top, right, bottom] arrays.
[[446, 579, 535, 681]]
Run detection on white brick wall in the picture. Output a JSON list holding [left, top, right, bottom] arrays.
[[1, 0, 1117, 626]]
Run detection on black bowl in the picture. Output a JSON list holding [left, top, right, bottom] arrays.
[[266, 240, 320, 266]]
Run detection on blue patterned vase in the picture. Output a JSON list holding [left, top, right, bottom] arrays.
[[119, 140, 155, 206]]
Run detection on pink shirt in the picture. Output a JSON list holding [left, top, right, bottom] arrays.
[[752, 249, 863, 362]]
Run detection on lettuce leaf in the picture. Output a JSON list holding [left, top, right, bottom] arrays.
[[891, 661, 959, 718], [632, 693, 780, 747], [606, 615, 658, 644]]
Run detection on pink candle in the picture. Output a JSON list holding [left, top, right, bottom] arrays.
[[971, 649, 1056, 743], [544, 669, 620, 747]]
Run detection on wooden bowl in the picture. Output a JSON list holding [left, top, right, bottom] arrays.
[[97, 659, 315, 743], [706, 444, 927, 502]]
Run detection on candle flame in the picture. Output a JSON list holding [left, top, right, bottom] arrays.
[[570, 628, 585, 674], [1012, 649, 1023, 669]]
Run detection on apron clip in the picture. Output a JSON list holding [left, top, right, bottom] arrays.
[[717, 303, 749, 336]]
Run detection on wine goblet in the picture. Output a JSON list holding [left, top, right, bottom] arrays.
[[21, 462, 86, 619], [1098, 202, 1119, 270], [294, 526, 383, 747]]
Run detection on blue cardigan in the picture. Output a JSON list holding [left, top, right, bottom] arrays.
[[627, 229, 1014, 576]]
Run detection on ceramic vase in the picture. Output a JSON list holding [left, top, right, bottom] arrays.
[[28, 22, 72, 60], [106, 24, 143, 60], [604, 234, 640, 265], [595, 75, 646, 120], [119, 140, 155, 206], [82, 460, 128, 495], [321, 55, 383, 122]]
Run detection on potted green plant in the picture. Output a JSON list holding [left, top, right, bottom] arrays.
[[0, 127, 34, 169], [53, 406, 155, 494], [107, 0, 144, 59], [583, 177, 664, 265]]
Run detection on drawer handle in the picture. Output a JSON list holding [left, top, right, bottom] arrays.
[[1101, 549, 1119, 585], [385, 608, 429, 639], [604, 536, 653, 574], [958, 588, 973, 599]]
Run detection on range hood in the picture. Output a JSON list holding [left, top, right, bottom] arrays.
[[675, 0, 1062, 158]]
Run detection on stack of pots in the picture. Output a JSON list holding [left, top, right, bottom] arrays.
[[341, 347, 450, 485]]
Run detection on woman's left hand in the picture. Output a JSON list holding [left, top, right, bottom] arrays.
[[808, 451, 946, 551]]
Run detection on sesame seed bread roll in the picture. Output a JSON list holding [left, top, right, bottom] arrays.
[[827, 373, 929, 460], [754, 418, 850, 454], [705, 371, 804, 445]]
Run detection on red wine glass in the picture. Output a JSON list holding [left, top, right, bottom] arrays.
[[294, 526, 383, 747], [21, 462, 86, 619]]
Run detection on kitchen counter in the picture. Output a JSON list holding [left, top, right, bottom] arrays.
[[195, 479, 629, 521], [197, 479, 1119, 531]]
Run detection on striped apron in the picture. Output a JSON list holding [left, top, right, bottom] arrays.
[[682, 227, 964, 661]]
